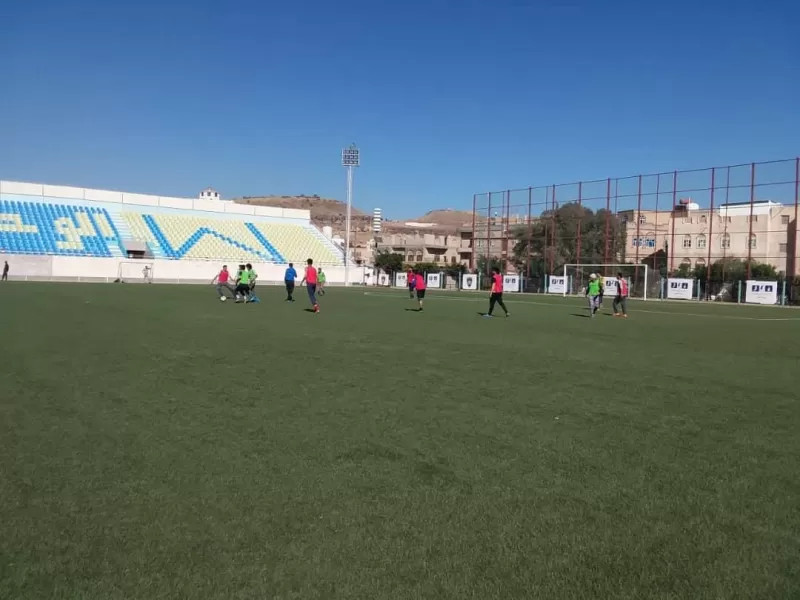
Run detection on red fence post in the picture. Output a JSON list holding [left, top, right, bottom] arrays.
[[486, 192, 493, 275], [603, 179, 611, 265], [526, 187, 533, 279], [746, 163, 756, 279], [707, 168, 715, 285], [669, 171, 678, 273], [504, 190, 511, 267], [634, 175, 643, 288], [542, 188, 549, 277], [470, 194, 477, 271], [654, 174, 661, 276], [794, 158, 800, 277], [722, 167, 731, 281], [576, 181, 583, 265], [549, 185, 557, 274]]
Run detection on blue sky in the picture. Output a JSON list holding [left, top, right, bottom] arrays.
[[1, 0, 798, 218]]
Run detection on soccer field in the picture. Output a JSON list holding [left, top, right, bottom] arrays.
[[1, 282, 798, 599]]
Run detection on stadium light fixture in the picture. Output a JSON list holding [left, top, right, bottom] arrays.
[[342, 144, 360, 287]]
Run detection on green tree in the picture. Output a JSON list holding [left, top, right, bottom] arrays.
[[374, 251, 404, 274], [693, 257, 779, 282], [511, 203, 626, 275], [444, 262, 467, 280], [405, 261, 439, 274], [476, 256, 506, 275]]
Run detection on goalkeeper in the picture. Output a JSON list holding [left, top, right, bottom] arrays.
[[585, 273, 602, 318]]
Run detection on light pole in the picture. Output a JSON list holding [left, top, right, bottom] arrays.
[[341, 143, 360, 286]]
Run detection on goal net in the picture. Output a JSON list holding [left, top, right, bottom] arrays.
[[117, 261, 154, 283], [560, 264, 655, 300]]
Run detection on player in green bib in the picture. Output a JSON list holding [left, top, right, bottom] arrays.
[[318, 268, 326, 295], [235, 266, 251, 303], [586, 273, 601, 318], [245, 263, 259, 303]]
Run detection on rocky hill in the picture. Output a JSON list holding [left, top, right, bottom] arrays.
[[410, 209, 473, 228], [233, 196, 471, 233]]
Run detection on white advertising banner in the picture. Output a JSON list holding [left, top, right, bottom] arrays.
[[667, 278, 693, 300], [426, 273, 441, 288], [745, 280, 778, 305], [503, 274, 520, 293], [602, 277, 618, 296], [377, 273, 390, 287], [548, 275, 567, 294], [461, 273, 478, 290], [395, 272, 407, 287]]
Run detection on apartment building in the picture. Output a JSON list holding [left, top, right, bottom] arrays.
[[620, 200, 800, 275]]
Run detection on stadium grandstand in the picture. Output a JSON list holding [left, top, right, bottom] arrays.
[[0, 181, 363, 283]]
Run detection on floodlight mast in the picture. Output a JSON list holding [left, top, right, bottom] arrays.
[[341, 144, 360, 287]]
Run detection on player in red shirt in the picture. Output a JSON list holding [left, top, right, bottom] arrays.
[[300, 258, 320, 313], [212, 265, 235, 299], [407, 268, 416, 299], [613, 271, 629, 318], [484, 267, 509, 318], [414, 270, 427, 311]]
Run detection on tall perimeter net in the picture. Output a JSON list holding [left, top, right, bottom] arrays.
[[563, 264, 656, 300]]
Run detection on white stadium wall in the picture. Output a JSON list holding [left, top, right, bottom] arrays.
[[1, 254, 365, 285]]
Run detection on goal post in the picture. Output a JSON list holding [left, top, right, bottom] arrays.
[[117, 261, 154, 283], [561, 264, 654, 300]]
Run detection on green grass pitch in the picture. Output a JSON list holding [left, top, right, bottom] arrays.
[[1, 282, 798, 599]]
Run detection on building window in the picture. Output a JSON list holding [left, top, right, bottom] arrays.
[[451, 256, 456, 264], [721, 233, 730, 249], [700, 215, 707, 224], [782, 215, 790, 225], [681, 258, 691, 266], [748, 234, 757, 249], [779, 243, 787, 253], [696, 258, 706, 268], [683, 235, 692, 248], [638, 214, 646, 224], [747, 215, 758, 223], [697, 234, 707, 249]]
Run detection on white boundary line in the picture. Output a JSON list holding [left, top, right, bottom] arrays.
[[362, 291, 800, 322]]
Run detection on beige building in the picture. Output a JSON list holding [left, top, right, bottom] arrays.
[[620, 200, 800, 275], [375, 229, 472, 265]]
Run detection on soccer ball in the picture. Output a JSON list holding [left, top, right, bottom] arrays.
[[220, 295, 227, 302]]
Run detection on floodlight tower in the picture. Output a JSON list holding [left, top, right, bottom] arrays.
[[341, 143, 360, 286]]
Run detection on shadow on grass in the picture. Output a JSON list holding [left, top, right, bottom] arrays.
[[570, 313, 591, 319], [404, 308, 422, 312], [303, 308, 316, 313]]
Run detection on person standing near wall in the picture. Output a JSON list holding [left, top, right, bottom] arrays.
[[1, 261, 8, 281]]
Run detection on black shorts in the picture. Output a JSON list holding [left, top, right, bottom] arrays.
[[416, 289, 426, 299]]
